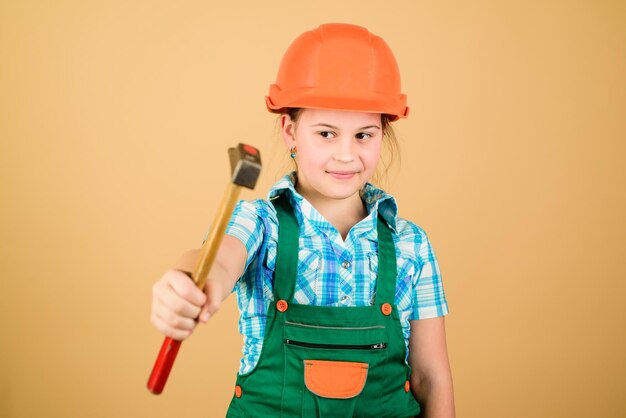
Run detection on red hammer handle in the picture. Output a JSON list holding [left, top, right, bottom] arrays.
[[147, 337, 182, 394]]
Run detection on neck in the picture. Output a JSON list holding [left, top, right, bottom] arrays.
[[295, 185, 367, 240]]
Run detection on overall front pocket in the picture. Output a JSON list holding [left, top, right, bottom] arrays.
[[281, 321, 389, 417], [303, 360, 369, 399]]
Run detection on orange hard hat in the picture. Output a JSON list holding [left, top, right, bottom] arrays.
[[265, 23, 409, 120]]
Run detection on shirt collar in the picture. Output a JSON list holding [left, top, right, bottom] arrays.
[[268, 172, 398, 233]]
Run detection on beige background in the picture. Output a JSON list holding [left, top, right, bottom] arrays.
[[1, 1, 625, 417]]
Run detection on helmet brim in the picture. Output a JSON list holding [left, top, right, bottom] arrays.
[[265, 87, 409, 121]]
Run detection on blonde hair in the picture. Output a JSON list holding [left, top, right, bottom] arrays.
[[282, 108, 400, 188]]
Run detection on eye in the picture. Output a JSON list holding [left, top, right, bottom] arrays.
[[317, 131, 336, 139], [355, 132, 373, 140]]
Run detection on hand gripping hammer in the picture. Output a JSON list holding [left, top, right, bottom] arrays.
[[147, 143, 262, 394]]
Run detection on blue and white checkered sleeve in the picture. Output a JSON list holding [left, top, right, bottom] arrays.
[[411, 228, 449, 320], [225, 200, 264, 272]]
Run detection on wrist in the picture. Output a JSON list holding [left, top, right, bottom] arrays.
[[173, 249, 200, 275]]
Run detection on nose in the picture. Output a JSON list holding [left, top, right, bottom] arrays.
[[332, 139, 355, 163]]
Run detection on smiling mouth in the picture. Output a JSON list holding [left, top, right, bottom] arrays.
[[326, 171, 358, 179]]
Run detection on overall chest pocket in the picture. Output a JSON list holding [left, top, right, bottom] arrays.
[[283, 321, 387, 356], [281, 320, 389, 417]]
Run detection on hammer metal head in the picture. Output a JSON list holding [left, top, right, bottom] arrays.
[[228, 143, 262, 189]]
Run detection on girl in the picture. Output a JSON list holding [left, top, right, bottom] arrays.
[[151, 23, 455, 417]]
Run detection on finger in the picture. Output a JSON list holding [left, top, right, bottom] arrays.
[[150, 311, 193, 341], [198, 281, 223, 322], [152, 305, 198, 332], [167, 270, 207, 306], [205, 281, 223, 314], [157, 284, 202, 319]]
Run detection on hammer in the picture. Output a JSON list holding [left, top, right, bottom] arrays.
[[147, 143, 262, 395]]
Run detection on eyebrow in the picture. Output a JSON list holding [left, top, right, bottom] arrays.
[[309, 123, 381, 130]]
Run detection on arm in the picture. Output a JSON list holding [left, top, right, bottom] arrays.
[[409, 316, 455, 418], [174, 234, 248, 315], [150, 234, 247, 340]]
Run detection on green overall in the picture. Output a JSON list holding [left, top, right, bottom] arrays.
[[226, 196, 421, 417]]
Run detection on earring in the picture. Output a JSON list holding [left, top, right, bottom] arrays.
[[290, 146, 297, 159]]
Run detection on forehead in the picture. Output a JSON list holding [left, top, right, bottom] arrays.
[[299, 108, 381, 127]]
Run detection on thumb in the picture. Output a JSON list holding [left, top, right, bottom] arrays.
[[198, 280, 223, 323]]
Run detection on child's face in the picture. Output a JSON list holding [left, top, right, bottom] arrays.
[[281, 108, 383, 202]]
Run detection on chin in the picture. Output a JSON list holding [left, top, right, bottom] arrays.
[[323, 184, 363, 200], [305, 174, 370, 200]]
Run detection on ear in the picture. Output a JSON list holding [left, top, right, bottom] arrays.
[[280, 113, 297, 148]]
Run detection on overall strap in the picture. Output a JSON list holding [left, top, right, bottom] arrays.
[[375, 215, 398, 306], [271, 194, 299, 302], [272, 194, 398, 306]]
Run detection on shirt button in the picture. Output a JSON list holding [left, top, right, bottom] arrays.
[[341, 295, 350, 301], [341, 260, 351, 269]]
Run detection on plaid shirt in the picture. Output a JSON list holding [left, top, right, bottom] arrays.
[[225, 173, 448, 374]]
